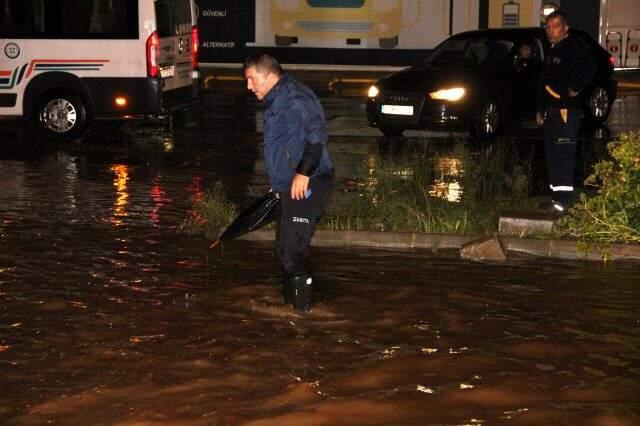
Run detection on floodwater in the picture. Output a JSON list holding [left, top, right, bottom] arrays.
[[1, 92, 640, 424]]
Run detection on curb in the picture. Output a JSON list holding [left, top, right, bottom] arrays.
[[619, 82, 640, 90], [209, 228, 640, 262]]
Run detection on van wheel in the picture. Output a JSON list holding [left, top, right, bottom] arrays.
[[35, 91, 88, 140]]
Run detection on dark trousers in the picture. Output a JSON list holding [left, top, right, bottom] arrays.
[[276, 172, 334, 276], [543, 108, 581, 203]]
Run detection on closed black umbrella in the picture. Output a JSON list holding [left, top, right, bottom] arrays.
[[208, 191, 280, 249]]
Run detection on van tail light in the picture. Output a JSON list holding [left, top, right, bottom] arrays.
[[146, 30, 160, 78], [608, 55, 616, 68], [191, 26, 199, 70]]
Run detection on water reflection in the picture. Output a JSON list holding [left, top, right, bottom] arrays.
[[429, 157, 463, 202], [162, 136, 175, 153], [149, 175, 170, 226], [186, 175, 205, 203], [110, 164, 129, 225]]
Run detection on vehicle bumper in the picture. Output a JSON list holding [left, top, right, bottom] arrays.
[[83, 77, 199, 118], [366, 97, 467, 131]]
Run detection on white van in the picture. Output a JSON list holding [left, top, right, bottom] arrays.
[[0, 0, 199, 140]]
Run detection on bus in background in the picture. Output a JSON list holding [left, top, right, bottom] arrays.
[[270, 0, 403, 49], [0, 0, 199, 140]]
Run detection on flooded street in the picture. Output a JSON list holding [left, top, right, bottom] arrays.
[[1, 90, 640, 424]]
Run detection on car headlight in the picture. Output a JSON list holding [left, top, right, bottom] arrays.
[[274, 0, 300, 10], [368, 85, 380, 98], [429, 87, 465, 101]]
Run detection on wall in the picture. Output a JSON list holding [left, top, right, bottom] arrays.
[[195, 0, 612, 66]]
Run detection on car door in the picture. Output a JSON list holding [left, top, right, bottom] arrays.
[[510, 38, 544, 120], [468, 38, 513, 120]]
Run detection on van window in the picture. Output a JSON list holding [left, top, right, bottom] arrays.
[[155, 0, 192, 37], [0, 0, 138, 39]]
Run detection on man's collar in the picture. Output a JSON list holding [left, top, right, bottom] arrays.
[[551, 32, 569, 48], [264, 73, 289, 106]]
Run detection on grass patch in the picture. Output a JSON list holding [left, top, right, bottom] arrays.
[[182, 139, 535, 237], [179, 181, 236, 235], [322, 139, 534, 235]]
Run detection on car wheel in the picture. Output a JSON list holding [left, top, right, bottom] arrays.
[[470, 100, 500, 140], [35, 91, 89, 140], [380, 126, 404, 137], [585, 85, 611, 123]]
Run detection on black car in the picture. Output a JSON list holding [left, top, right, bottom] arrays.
[[366, 27, 617, 138]]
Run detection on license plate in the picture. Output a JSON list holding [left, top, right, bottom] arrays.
[[160, 66, 175, 78], [381, 104, 413, 116]]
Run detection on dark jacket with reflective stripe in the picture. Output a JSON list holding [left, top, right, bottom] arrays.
[[263, 73, 333, 192], [537, 33, 597, 111]]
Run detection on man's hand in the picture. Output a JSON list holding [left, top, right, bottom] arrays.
[[568, 88, 579, 97], [291, 173, 310, 200], [536, 112, 544, 126]]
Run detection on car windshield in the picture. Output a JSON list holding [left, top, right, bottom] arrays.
[[423, 38, 470, 66], [423, 37, 513, 69]]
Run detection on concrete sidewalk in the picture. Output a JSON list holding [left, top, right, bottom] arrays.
[[615, 68, 640, 89], [208, 227, 640, 262]]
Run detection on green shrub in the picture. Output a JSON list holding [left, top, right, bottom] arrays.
[[555, 131, 640, 245]]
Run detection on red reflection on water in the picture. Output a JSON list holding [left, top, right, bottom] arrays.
[[187, 176, 204, 202], [186, 176, 208, 226], [150, 175, 168, 226]]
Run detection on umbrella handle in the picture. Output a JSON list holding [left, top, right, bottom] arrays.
[[208, 240, 221, 249]]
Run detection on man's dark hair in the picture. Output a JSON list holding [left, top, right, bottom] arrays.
[[546, 10, 569, 26], [243, 53, 284, 77]]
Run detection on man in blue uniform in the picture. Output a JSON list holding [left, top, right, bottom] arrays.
[[536, 10, 596, 212], [244, 53, 334, 312]]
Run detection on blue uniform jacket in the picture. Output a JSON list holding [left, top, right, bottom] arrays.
[[263, 74, 333, 192]]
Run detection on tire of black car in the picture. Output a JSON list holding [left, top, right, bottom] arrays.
[[35, 90, 89, 141], [470, 99, 500, 141], [584, 85, 611, 124]]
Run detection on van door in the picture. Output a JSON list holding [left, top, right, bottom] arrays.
[[154, 0, 198, 106]]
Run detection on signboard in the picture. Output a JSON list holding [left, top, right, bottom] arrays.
[[196, 0, 485, 66], [196, 0, 255, 62]]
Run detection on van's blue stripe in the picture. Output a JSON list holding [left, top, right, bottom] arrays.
[[1, 69, 18, 89]]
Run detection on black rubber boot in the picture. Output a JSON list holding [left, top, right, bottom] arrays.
[[290, 274, 313, 312]]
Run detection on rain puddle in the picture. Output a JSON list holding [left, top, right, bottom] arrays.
[[0, 94, 639, 424]]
